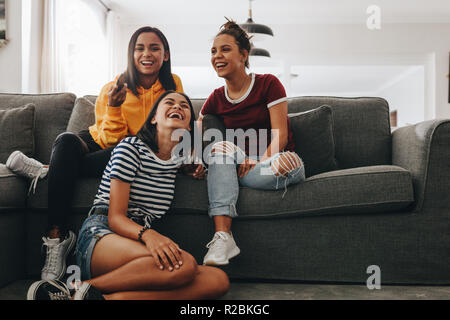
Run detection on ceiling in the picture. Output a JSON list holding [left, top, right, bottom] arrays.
[[104, 0, 450, 25], [100, 0, 434, 100]]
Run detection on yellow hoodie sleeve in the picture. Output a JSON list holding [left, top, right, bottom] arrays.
[[90, 81, 129, 149], [173, 74, 184, 93]]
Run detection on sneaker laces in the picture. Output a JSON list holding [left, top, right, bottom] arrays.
[[9, 153, 47, 194], [28, 167, 47, 195], [41, 237, 61, 276], [47, 280, 71, 300], [206, 232, 230, 250], [16, 155, 47, 179]]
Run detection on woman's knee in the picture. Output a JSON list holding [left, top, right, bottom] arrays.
[[203, 267, 230, 299], [212, 268, 230, 298], [271, 151, 303, 177], [52, 132, 87, 155], [167, 251, 198, 287]]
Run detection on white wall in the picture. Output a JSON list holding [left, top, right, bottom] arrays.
[[0, 0, 22, 93], [377, 66, 425, 127], [116, 22, 450, 121], [1, 2, 449, 122]]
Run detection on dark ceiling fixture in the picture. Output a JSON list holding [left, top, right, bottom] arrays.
[[249, 47, 271, 57], [239, 0, 273, 58]]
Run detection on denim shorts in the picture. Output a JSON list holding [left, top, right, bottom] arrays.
[[75, 206, 114, 281]]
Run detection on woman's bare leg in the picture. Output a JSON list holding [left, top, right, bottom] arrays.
[[86, 233, 198, 292], [104, 266, 229, 300], [213, 216, 232, 233]]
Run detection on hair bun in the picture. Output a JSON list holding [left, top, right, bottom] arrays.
[[221, 17, 252, 42]]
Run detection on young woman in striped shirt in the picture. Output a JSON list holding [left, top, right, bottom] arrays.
[[27, 91, 229, 300]]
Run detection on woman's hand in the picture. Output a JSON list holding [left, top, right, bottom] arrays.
[[182, 164, 206, 179], [238, 158, 258, 178], [142, 229, 183, 271], [107, 82, 127, 107]]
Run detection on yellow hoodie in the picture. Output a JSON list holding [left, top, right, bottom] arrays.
[[89, 74, 183, 149]]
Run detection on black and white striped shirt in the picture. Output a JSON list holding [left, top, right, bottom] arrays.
[[93, 136, 184, 228]]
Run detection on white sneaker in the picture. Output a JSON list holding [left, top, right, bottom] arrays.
[[27, 279, 72, 300], [6, 150, 49, 194], [41, 230, 77, 281], [203, 231, 240, 266]]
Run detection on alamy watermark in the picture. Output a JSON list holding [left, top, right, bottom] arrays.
[[366, 5, 381, 30], [366, 265, 381, 290]]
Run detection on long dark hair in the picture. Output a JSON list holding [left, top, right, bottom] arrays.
[[137, 91, 196, 154], [121, 26, 176, 97], [216, 18, 252, 68]]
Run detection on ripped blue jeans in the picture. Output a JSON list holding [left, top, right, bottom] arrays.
[[206, 141, 306, 218]]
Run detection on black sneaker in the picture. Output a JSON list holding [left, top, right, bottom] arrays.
[[27, 280, 72, 300], [73, 282, 104, 300]]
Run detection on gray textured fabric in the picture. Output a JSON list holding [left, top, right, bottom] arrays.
[[0, 212, 26, 287], [153, 204, 450, 284], [191, 98, 204, 117], [0, 93, 76, 163], [27, 177, 101, 211], [287, 97, 391, 169], [0, 164, 27, 210], [83, 95, 97, 105], [171, 165, 413, 218], [25, 164, 414, 218], [393, 119, 450, 212], [289, 106, 338, 177], [0, 104, 35, 163], [66, 97, 95, 133]]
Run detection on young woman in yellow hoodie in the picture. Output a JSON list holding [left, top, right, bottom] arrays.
[[6, 26, 187, 282]]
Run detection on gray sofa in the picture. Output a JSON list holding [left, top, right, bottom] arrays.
[[0, 92, 449, 289]]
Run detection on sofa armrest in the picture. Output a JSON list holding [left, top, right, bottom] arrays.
[[392, 119, 450, 212]]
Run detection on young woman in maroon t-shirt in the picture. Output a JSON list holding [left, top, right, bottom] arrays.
[[198, 20, 306, 266]]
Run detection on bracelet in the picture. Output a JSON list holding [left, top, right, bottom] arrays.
[[138, 226, 149, 244]]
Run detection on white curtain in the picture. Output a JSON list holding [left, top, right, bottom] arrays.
[[106, 10, 122, 80], [39, 0, 111, 95], [40, 0, 65, 93]]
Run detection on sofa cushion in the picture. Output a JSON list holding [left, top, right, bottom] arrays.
[[289, 105, 338, 177], [171, 165, 414, 218], [0, 104, 35, 163], [0, 164, 27, 209], [66, 97, 96, 133], [0, 93, 76, 164], [286, 97, 392, 170], [27, 165, 413, 219], [83, 95, 97, 105]]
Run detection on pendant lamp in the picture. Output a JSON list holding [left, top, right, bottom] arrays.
[[239, 0, 273, 58]]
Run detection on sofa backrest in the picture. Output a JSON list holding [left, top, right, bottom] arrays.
[[191, 97, 392, 169], [87, 95, 392, 169], [287, 97, 392, 169], [0, 93, 76, 163]]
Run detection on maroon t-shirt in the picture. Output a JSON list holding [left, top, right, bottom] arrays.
[[200, 73, 295, 157]]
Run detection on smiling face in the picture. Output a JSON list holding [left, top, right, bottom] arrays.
[[211, 34, 248, 79], [133, 32, 169, 78], [151, 92, 192, 131]]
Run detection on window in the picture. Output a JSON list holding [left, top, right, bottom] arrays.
[[57, 0, 108, 96]]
